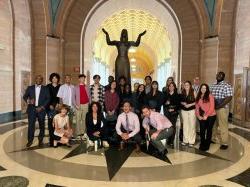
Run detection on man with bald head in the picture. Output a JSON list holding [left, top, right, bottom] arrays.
[[23, 75, 50, 147], [210, 72, 233, 150]]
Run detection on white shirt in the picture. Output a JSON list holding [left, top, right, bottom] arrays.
[[57, 84, 74, 107], [93, 85, 99, 102], [35, 85, 41, 106]]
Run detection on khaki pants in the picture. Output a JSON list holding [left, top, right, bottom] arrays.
[[181, 109, 196, 144], [212, 107, 229, 145], [74, 104, 88, 136]]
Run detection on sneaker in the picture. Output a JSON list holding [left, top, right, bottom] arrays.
[[181, 142, 187, 146], [220, 144, 228, 150], [88, 140, 94, 147], [102, 141, 109, 148]]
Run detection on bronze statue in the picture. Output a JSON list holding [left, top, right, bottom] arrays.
[[102, 28, 146, 84]]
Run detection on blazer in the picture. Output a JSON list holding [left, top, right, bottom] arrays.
[[86, 112, 106, 135], [23, 85, 50, 111]]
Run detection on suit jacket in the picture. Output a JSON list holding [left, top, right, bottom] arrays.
[[23, 85, 50, 111], [86, 112, 106, 135]]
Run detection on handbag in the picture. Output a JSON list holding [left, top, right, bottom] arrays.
[[199, 107, 205, 117]]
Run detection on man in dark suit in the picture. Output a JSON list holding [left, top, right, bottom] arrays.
[[23, 75, 50, 147]]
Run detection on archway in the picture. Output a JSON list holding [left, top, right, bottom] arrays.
[[81, 0, 182, 87]]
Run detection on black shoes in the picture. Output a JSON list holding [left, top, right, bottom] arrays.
[[26, 141, 33, 148], [220, 145, 228, 150], [38, 141, 44, 147]]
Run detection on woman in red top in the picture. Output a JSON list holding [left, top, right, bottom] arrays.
[[195, 84, 216, 151]]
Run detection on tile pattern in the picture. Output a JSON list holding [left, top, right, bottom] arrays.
[[227, 168, 250, 187]]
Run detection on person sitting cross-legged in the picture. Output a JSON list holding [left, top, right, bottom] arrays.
[[53, 105, 73, 148], [142, 105, 173, 157], [115, 101, 141, 153]]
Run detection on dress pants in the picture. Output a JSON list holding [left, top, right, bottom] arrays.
[[47, 109, 57, 146], [149, 127, 173, 152], [87, 126, 108, 142], [164, 112, 178, 144], [75, 104, 88, 136], [181, 109, 196, 144], [212, 107, 229, 145], [27, 106, 46, 143], [199, 115, 216, 150], [116, 126, 142, 145]]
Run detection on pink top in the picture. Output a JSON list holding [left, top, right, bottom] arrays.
[[195, 94, 216, 117], [143, 111, 172, 130]]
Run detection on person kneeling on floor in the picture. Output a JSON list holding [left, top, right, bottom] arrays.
[[142, 105, 173, 157], [53, 104, 73, 147]]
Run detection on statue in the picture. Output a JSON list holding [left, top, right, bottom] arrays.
[[102, 28, 146, 84]]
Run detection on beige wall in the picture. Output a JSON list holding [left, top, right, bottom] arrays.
[[201, 37, 219, 85], [0, 0, 14, 114], [0, 0, 31, 115], [12, 0, 32, 112], [234, 0, 250, 74]]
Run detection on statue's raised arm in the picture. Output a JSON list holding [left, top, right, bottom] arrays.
[[129, 30, 146, 47], [102, 28, 118, 46]]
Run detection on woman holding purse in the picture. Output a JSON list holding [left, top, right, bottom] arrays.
[[195, 84, 216, 151]]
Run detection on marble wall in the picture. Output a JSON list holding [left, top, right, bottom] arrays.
[[0, 0, 31, 117]]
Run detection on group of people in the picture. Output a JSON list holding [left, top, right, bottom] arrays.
[[23, 71, 233, 157]]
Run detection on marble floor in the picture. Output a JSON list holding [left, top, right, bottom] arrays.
[[0, 120, 249, 187]]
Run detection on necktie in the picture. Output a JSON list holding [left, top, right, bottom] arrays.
[[125, 114, 130, 133], [148, 117, 152, 131]]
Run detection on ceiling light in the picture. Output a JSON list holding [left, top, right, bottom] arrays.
[[131, 65, 136, 68], [129, 48, 136, 53], [130, 58, 136, 62]]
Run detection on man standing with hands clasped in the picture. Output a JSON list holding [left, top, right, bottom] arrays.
[[142, 105, 173, 157]]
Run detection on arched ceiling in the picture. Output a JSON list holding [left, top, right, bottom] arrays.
[[92, 9, 172, 77]]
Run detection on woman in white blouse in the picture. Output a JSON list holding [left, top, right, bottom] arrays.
[[53, 105, 72, 147]]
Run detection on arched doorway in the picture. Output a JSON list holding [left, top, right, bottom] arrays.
[[81, 0, 182, 88]]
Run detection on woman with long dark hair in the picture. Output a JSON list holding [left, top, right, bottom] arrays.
[[163, 82, 180, 145], [86, 102, 109, 148], [47, 73, 61, 147], [195, 84, 216, 151], [180, 81, 196, 147], [162, 76, 174, 94], [119, 83, 133, 112], [145, 81, 164, 112]]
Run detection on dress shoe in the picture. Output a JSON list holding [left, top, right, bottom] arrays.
[[38, 141, 44, 147], [135, 144, 141, 153], [26, 141, 33, 148], [220, 144, 228, 150]]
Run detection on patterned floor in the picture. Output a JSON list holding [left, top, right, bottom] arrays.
[[0, 120, 249, 186]]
